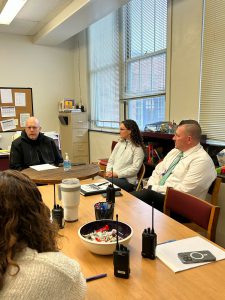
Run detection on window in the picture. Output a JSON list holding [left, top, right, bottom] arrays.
[[88, 0, 167, 131], [88, 12, 120, 129], [122, 0, 167, 130]]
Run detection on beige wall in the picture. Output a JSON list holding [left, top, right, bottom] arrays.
[[0, 33, 75, 149], [89, 131, 119, 163], [167, 0, 203, 123]]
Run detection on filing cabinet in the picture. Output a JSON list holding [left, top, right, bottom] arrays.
[[59, 112, 89, 163]]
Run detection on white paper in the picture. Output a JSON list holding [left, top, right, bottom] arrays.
[[0, 119, 16, 131], [29, 164, 59, 171], [0, 89, 13, 103], [1, 106, 16, 117], [15, 92, 26, 106], [156, 236, 225, 273], [20, 113, 30, 127]]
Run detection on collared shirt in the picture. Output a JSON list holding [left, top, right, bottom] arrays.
[[147, 144, 217, 199], [106, 139, 145, 184]]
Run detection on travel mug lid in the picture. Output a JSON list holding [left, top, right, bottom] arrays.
[[62, 178, 79, 185]]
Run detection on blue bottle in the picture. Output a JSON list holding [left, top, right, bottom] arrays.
[[63, 152, 71, 171]]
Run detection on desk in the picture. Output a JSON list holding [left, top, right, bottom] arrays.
[[39, 182, 225, 300], [22, 164, 99, 184]]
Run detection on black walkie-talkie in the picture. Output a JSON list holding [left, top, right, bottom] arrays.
[[52, 187, 64, 229], [141, 202, 157, 259], [106, 168, 115, 203], [113, 214, 130, 279]]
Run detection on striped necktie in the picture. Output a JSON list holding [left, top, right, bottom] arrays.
[[159, 152, 183, 186]]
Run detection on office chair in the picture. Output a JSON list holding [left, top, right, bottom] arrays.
[[98, 141, 118, 176], [136, 164, 146, 191], [164, 187, 220, 242], [207, 177, 221, 206]]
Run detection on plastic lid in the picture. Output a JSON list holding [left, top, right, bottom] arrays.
[[62, 178, 79, 185]]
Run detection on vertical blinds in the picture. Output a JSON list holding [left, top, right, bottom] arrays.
[[88, 12, 120, 128], [200, 0, 225, 142]]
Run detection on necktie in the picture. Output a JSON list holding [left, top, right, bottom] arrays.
[[159, 152, 183, 186]]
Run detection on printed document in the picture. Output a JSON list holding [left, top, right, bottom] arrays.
[[156, 236, 225, 272], [29, 164, 58, 171]]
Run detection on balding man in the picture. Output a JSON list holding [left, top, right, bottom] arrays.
[[132, 120, 217, 211], [10, 117, 63, 170]]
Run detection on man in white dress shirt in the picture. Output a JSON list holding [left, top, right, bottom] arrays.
[[132, 120, 217, 211]]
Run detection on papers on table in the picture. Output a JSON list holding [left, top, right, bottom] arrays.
[[29, 164, 58, 171], [80, 181, 121, 196], [156, 236, 225, 273]]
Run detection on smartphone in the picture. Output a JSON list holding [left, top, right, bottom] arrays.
[[178, 250, 216, 264], [102, 191, 123, 198]]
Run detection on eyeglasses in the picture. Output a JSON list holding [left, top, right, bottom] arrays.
[[26, 126, 40, 130]]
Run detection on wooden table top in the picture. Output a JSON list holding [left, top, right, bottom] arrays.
[[38, 181, 225, 300], [22, 164, 99, 184]]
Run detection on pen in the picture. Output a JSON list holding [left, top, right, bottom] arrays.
[[86, 273, 107, 282], [157, 239, 176, 245], [97, 182, 108, 187]]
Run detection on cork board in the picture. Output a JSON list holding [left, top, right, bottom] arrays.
[[0, 87, 33, 132]]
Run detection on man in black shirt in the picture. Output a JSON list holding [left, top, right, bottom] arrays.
[[10, 117, 63, 171]]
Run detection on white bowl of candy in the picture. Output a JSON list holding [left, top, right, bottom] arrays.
[[78, 220, 133, 255]]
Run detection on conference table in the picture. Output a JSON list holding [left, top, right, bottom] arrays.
[[22, 164, 100, 184], [38, 180, 225, 300]]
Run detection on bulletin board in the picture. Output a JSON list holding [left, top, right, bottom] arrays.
[[0, 87, 33, 132]]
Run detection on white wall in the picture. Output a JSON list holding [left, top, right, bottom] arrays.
[[0, 33, 75, 149], [73, 32, 89, 111], [167, 0, 203, 123], [89, 131, 119, 163]]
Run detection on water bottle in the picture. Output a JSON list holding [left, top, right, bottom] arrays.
[[63, 153, 71, 171]]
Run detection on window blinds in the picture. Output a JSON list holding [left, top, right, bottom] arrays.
[[88, 12, 120, 129], [200, 0, 225, 142]]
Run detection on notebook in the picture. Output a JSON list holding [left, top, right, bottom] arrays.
[[156, 236, 225, 273], [80, 181, 121, 196]]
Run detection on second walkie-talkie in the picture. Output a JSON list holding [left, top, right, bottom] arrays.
[[113, 214, 130, 279], [52, 188, 64, 229], [106, 168, 115, 203], [141, 202, 157, 259]]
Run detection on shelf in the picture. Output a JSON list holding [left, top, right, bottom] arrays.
[[141, 131, 174, 140]]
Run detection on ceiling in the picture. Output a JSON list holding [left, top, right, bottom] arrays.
[[0, 0, 129, 46]]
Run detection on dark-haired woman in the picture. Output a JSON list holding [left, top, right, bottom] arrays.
[[0, 170, 86, 299], [106, 119, 145, 192]]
